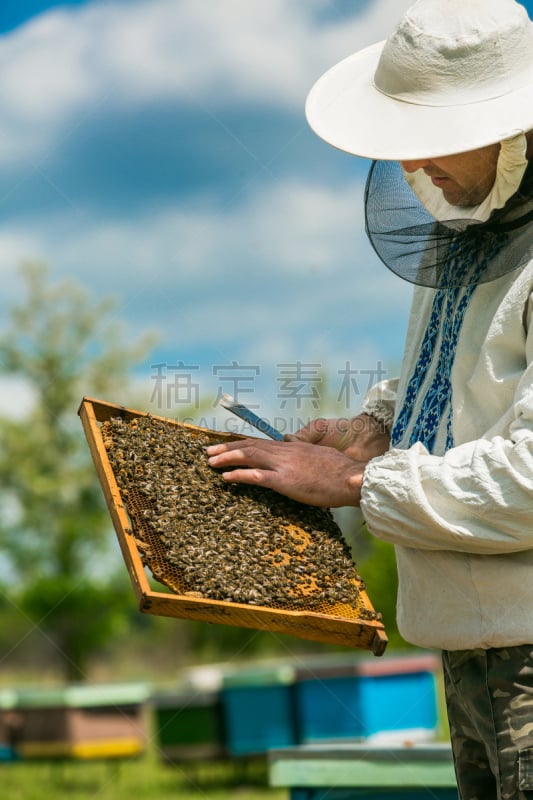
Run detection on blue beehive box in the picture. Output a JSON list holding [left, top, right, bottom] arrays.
[[0, 745, 18, 762], [356, 654, 440, 739], [294, 659, 363, 742], [294, 653, 440, 743], [221, 664, 297, 756]]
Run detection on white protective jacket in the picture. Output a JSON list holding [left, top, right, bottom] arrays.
[[359, 136, 533, 651], [360, 263, 533, 650]]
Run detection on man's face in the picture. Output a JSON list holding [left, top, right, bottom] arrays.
[[401, 143, 501, 206]]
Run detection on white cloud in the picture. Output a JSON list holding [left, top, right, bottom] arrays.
[[0, 0, 413, 166], [0, 0, 414, 412], [0, 170, 412, 400], [0, 175, 406, 315]]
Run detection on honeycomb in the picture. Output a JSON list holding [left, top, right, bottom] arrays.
[[101, 415, 380, 622]]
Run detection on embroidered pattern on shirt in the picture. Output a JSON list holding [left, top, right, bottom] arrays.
[[391, 233, 506, 453]]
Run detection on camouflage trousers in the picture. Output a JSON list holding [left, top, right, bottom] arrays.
[[443, 646, 533, 800]]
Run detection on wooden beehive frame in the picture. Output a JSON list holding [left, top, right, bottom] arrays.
[[78, 397, 387, 655]]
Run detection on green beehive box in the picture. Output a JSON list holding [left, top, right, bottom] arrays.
[[152, 689, 225, 762]]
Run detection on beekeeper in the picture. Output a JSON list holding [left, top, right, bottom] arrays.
[[208, 2, 533, 796]]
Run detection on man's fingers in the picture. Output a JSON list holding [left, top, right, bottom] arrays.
[[207, 446, 248, 467], [207, 441, 277, 470], [221, 467, 270, 486]]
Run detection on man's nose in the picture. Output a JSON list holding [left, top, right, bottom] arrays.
[[400, 159, 431, 172]]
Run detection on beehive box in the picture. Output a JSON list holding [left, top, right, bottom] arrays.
[[151, 688, 225, 762], [293, 653, 441, 743], [0, 689, 20, 762], [79, 397, 387, 654], [221, 665, 298, 756], [0, 684, 148, 760]]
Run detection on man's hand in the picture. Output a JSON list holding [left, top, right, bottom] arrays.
[[286, 413, 390, 461], [206, 438, 366, 508]]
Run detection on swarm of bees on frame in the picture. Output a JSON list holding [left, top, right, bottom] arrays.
[[102, 415, 380, 618]]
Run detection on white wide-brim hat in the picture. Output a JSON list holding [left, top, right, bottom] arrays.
[[306, 0, 533, 161]]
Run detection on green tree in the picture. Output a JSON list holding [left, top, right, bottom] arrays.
[[0, 262, 156, 681]]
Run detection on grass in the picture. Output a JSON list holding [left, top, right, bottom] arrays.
[[0, 752, 288, 800]]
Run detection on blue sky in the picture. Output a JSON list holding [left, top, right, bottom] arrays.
[[1, 0, 531, 429]]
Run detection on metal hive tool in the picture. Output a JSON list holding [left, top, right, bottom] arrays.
[[78, 397, 388, 655]]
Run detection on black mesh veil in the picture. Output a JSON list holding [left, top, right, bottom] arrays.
[[364, 160, 533, 289]]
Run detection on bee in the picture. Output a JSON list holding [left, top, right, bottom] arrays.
[[102, 415, 368, 612]]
